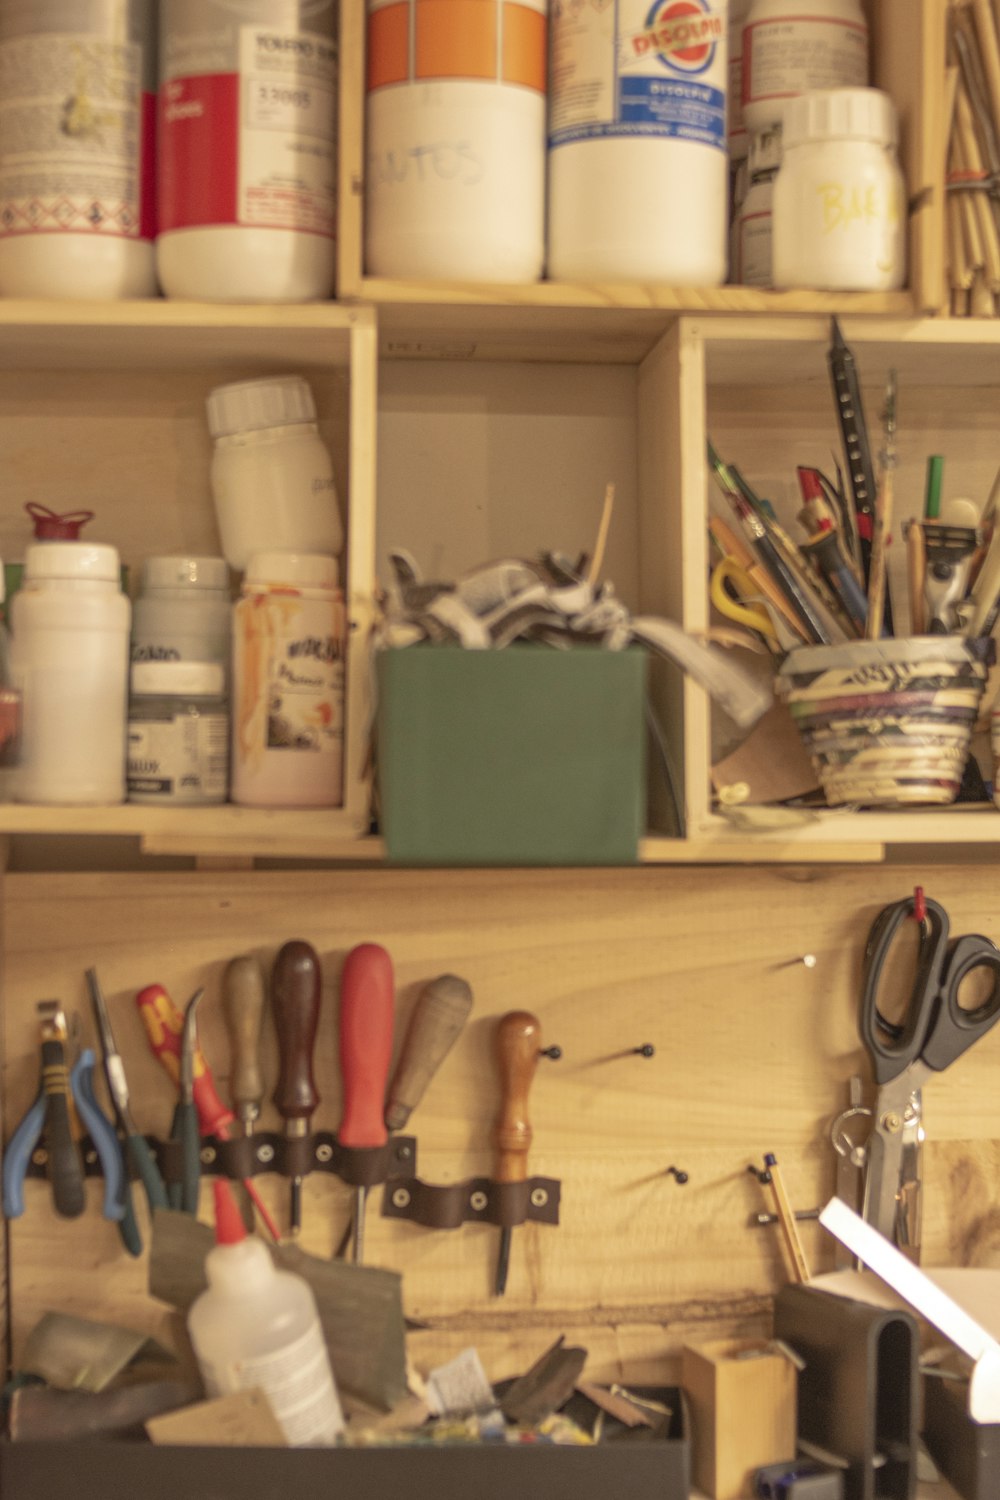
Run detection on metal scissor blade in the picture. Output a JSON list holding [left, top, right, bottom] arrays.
[[862, 1071, 928, 1250], [861, 1117, 906, 1242]]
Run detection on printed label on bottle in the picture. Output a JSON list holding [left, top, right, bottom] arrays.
[[267, 634, 343, 753], [0, 35, 152, 241], [549, 0, 726, 153], [743, 17, 867, 107], [738, 205, 772, 285], [199, 1320, 344, 1445], [159, 27, 335, 235], [127, 713, 228, 801]]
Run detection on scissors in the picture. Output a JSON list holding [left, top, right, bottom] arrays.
[[709, 556, 779, 645], [855, 892, 1000, 1257]]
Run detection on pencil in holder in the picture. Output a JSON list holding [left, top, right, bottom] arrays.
[[775, 636, 995, 808]]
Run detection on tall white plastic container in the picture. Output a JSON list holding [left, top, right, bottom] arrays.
[[10, 542, 130, 805], [547, 0, 728, 284], [365, 0, 547, 280], [158, 0, 336, 302], [187, 1181, 344, 1446], [231, 552, 345, 808], [0, 0, 157, 300], [207, 376, 344, 573], [742, 0, 868, 137]]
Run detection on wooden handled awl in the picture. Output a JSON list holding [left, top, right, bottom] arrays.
[[224, 954, 267, 1229], [271, 941, 322, 1238], [385, 973, 473, 1132], [493, 1010, 541, 1297]]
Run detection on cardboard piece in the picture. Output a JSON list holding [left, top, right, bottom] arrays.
[[817, 1198, 1000, 1423], [21, 1312, 175, 1393], [146, 1389, 287, 1447], [148, 1208, 407, 1412]]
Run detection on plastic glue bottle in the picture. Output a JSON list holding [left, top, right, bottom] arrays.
[[187, 1180, 345, 1446]]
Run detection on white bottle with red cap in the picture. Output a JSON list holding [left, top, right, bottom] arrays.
[[187, 1181, 344, 1446]]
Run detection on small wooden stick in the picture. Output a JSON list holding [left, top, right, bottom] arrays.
[[764, 1153, 811, 1284], [587, 483, 616, 586]]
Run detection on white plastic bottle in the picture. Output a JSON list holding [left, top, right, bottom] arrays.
[[231, 552, 345, 808], [188, 1181, 344, 1446], [365, 0, 547, 280], [158, 0, 336, 302], [771, 88, 906, 291], [742, 0, 868, 137], [737, 126, 782, 286], [131, 556, 231, 673], [207, 377, 343, 574], [547, 0, 727, 284], [0, 0, 158, 300], [10, 542, 130, 805]]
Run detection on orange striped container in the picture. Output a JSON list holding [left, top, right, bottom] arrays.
[[366, 0, 547, 279]]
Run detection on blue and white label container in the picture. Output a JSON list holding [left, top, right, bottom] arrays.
[[547, 0, 727, 283]]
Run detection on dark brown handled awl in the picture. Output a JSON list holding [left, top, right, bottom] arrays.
[[493, 1009, 541, 1296], [271, 940, 322, 1237]]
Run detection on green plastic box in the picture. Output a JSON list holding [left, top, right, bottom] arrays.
[[375, 643, 648, 866]]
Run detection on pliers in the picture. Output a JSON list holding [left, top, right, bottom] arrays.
[[87, 968, 169, 1256], [2, 1002, 124, 1222]]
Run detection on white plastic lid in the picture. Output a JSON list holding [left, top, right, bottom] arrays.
[[243, 552, 340, 591], [206, 375, 318, 439], [749, 125, 782, 178], [141, 556, 229, 592], [783, 88, 898, 150], [130, 661, 226, 697], [24, 541, 120, 583]]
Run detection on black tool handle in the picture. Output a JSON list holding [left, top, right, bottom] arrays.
[[272, 940, 322, 1121], [40, 1039, 85, 1218], [859, 896, 949, 1085], [923, 935, 1000, 1071]]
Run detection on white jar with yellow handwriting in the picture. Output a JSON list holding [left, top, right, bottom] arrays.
[[771, 87, 906, 291]]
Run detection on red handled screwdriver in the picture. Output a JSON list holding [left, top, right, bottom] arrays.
[[271, 940, 322, 1238], [338, 942, 394, 1264]]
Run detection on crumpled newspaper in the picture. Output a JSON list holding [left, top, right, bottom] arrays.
[[379, 550, 772, 732]]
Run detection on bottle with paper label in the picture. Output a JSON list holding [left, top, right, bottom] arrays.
[[187, 1180, 344, 1446]]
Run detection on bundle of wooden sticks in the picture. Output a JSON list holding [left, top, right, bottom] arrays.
[[947, 0, 1000, 314]]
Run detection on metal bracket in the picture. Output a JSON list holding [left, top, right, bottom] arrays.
[[380, 1173, 560, 1230], [29, 1130, 418, 1189]]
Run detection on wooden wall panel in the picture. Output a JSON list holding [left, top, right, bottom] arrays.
[[4, 863, 1000, 1387]]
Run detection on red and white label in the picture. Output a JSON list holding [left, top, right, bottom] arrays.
[[159, 27, 335, 237]]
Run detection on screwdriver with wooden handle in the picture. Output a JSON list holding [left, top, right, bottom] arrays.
[[493, 1009, 541, 1297], [384, 973, 473, 1132], [271, 940, 323, 1239], [338, 942, 394, 1264], [223, 955, 266, 1230]]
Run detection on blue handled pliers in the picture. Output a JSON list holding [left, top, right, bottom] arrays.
[[3, 1003, 125, 1223]]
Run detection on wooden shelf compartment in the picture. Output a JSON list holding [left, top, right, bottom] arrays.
[[0, 305, 379, 850], [335, 0, 940, 347], [635, 314, 1000, 860]]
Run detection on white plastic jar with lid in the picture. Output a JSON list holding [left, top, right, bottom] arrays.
[[207, 376, 343, 574], [132, 556, 231, 674], [231, 551, 345, 808], [742, 0, 868, 137], [547, 0, 728, 283], [127, 660, 229, 805], [158, 0, 336, 301], [0, 0, 157, 299], [772, 88, 906, 292], [10, 542, 130, 805], [737, 126, 782, 286], [365, 0, 547, 280]]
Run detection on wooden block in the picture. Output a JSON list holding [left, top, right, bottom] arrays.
[[681, 1338, 797, 1500], [146, 1388, 287, 1447]]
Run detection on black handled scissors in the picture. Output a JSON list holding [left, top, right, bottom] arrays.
[[858, 893, 1000, 1255]]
